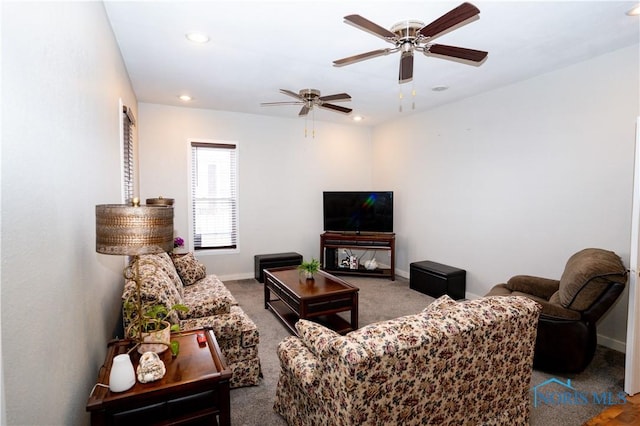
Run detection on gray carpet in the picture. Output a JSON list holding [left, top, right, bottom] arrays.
[[224, 276, 625, 426]]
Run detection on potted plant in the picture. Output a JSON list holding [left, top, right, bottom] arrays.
[[123, 299, 189, 355], [298, 258, 321, 280]]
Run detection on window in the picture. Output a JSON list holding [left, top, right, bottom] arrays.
[[190, 141, 238, 250], [122, 105, 135, 203]]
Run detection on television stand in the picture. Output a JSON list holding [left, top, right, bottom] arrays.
[[320, 232, 395, 280]]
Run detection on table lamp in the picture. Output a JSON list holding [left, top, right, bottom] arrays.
[[95, 198, 173, 348]]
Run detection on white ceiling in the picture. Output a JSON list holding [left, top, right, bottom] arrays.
[[104, 1, 639, 127]]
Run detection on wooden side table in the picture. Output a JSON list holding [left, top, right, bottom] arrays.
[[86, 328, 232, 426]]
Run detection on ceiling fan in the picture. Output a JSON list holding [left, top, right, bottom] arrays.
[[333, 2, 488, 83], [260, 89, 352, 116]]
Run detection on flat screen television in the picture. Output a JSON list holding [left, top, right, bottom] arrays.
[[323, 191, 393, 233]]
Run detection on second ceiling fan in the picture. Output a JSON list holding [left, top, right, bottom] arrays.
[[333, 2, 488, 83], [260, 89, 352, 117]]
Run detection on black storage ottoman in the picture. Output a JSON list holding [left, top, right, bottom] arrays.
[[254, 252, 303, 283], [410, 260, 466, 300]]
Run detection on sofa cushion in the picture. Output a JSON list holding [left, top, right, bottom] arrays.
[[152, 252, 185, 296], [180, 275, 236, 319], [347, 311, 433, 360], [559, 248, 627, 311], [122, 267, 183, 327], [171, 252, 207, 286]]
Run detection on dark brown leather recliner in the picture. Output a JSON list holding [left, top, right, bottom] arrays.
[[486, 248, 627, 374]]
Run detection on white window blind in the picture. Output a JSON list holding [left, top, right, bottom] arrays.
[[122, 105, 135, 204], [191, 142, 238, 250]]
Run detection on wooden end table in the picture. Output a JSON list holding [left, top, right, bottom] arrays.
[[86, 328, 232, 426]]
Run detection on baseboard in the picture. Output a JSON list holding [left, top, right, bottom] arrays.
[[396, 268, 409, 279], [218, 272, 255, 282], [223, 270, 415, 282], [598, 333, 626, 353]]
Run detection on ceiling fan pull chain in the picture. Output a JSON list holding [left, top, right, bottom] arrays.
[[312, 109, 316, 139], [412, 84, 416, 110], [398, 87, 404, 113]]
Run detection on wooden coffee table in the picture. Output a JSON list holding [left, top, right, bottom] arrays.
[[86, 328, 232, 426], [264, 266, 359, 335]]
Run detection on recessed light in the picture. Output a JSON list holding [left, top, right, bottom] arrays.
[[185, 32, 210, 43], [627, 5, 640, 16], [352, 115, 364, 122], [179, 95, 192, 102], [432, 85, 448, 92]]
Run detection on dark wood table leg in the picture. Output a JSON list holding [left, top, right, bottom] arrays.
[[352, 292, 359, 330], [218, 379, 231, 426]]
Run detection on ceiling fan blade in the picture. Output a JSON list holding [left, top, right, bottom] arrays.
[[399, 51, 414, 83], [344, 14, 397, 41], [319, 103, 353, 114], [427, 44, 488, 63], [418, 2, 480, 39], [260, 101, 303, 106], [334, 48, 391, 66], [280, 89, 303, 100], [298, 105, 310, 116], [318, 93, 352, 102]]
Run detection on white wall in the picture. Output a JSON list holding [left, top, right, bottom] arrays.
[[1, 2, 137, 424], [373, 45, 639, 349], [139, 46, 639, 350], [138, 104, 373, 279]]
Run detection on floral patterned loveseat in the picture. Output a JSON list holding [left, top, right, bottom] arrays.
[[122, 251, 260, 388], [274, 295, 541, 425]]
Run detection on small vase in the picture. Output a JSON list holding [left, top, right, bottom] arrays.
[[304, 271, 314, 280], [364, 258, 378, 270], [109, 354, 136, 392]]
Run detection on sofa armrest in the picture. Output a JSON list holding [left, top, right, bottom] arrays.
[[277, 335, 322, 394], [296, 319, 341, 358], [506, 275, 559, 300], [179, 305, 259, 347], [181, 294, 232, 318]]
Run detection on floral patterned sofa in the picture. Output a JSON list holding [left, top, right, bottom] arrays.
[[122, 251, 260, 388], [274, 295, 542, 425]]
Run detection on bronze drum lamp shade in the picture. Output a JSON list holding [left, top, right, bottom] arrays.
[[96, 202, 174, 256]]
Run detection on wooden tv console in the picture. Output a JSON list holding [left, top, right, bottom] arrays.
[[320, 232, 395, 280]]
